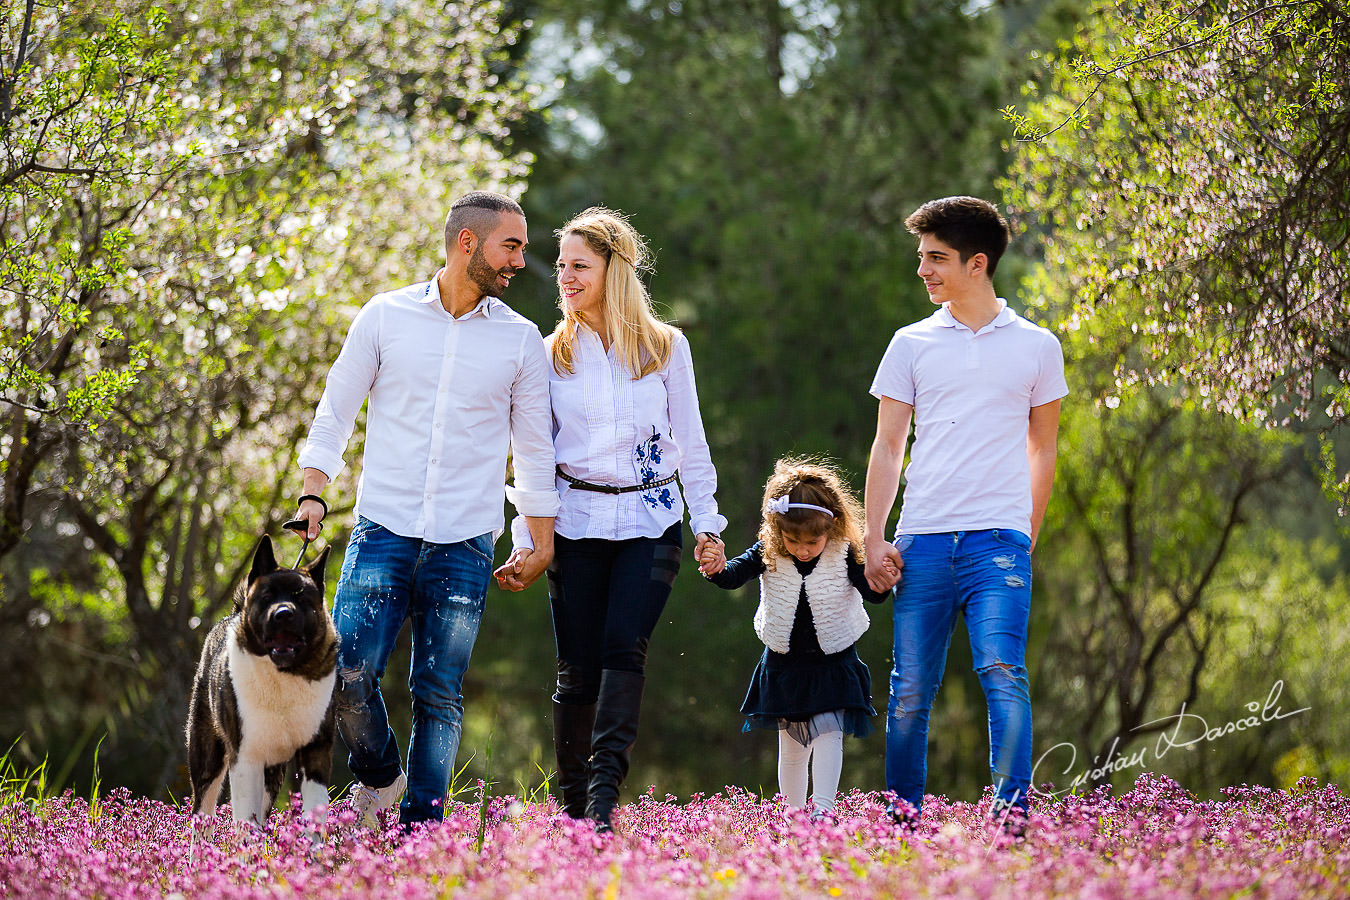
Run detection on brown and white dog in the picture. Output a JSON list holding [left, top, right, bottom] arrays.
[[185, 535, 335, 829]]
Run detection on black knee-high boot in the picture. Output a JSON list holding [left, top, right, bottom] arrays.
[[553, 698, 596, 819], [586, 668, 645, 831]]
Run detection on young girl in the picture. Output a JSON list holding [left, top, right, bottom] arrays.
[[702, 458, 891, 818]]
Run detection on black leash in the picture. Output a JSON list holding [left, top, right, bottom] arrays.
[[281, 518, 313, 568], [282, 494, 327, 568]]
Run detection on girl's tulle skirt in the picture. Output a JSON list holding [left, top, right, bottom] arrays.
[[739, 644, 875, 745]]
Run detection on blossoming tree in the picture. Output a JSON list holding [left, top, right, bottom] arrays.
[[1005, 0, 1350, 509], [0, 0, 535, 781]]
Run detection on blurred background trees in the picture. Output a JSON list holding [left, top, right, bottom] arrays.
[[3, 0, 1346, 806]]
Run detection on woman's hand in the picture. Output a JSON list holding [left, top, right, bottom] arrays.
[[696, 532, 725, 577]]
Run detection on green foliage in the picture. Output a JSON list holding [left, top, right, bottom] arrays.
[[1200, 530, 1350, 790], [1026, 306, 1297, 789], [0, 740, 52, 813], [1, 8, 184, 434]]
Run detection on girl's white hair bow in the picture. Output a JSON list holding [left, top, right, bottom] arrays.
[[767, 494, 834, 517]]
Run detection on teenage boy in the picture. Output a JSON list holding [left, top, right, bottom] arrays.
[[863, 196, 1067, 827]]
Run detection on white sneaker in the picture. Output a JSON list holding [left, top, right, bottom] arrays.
[[349, 771, 407, 828]]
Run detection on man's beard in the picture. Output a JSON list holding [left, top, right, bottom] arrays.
[[468, 244, 512, 297]]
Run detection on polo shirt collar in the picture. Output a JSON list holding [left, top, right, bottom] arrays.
[[935, 297, 1016, 333], [421, 269, 495, 319]]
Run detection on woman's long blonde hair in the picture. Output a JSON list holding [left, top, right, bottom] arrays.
[[758, 457, 866, 571], [551, 207, 676, 378]]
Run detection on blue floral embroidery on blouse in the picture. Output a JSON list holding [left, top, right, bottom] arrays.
[[636, 429, 675, 509]]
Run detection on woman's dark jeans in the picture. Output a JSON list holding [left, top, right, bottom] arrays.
[[548, 522, 683, 702]]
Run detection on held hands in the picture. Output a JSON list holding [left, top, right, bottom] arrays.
[[696, 532, 725, 577], [493, 546, 552, 592], [864, 538, 903, 594]]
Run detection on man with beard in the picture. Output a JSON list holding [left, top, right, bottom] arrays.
[[291, 191, 558, 830]]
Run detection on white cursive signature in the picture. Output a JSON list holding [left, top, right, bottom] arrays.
[[1030, 679, 1310, 797]]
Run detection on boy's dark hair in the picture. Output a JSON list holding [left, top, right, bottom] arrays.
[[444, 191, 525, 253], [904, 196, 1011, 277]]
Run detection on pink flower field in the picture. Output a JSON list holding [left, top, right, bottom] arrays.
[[2, 774, 1347, 899]]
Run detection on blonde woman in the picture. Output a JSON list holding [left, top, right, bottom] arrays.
[[495, 207, 727, 832]]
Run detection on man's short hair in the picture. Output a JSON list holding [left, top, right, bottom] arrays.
[[904, 196, 1011, 276], [445, 191, 525, 254]]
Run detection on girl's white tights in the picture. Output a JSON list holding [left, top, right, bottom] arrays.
[[778, 729, 844, 813]]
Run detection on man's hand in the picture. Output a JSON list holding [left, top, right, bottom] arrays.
[[864, 538, 903, 594], [493, 545, 553, 591], [295, 497, 325, 541], [293, 469, 331, 541]]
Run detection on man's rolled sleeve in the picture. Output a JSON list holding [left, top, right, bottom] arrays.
[[506, 514, 534, 551]]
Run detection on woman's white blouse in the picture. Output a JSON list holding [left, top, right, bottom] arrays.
[[510, 326, 726, 546]]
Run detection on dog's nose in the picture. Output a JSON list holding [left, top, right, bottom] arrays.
[[269, 603, 298, 628]]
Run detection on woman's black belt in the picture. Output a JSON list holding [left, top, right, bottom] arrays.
[[556, 466, 678, 494]]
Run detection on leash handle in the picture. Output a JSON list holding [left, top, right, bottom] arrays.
[[282, 517, 313, 569]]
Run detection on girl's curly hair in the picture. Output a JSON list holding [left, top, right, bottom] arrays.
[[757, 456, 865, 571]]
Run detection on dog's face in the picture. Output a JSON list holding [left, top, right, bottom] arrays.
[[236, 536, 334, 676]]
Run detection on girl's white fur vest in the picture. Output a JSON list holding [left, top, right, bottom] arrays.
[[753, 540, 869, 654]]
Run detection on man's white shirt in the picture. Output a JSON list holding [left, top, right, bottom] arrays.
[[300, 275, 559, 544]]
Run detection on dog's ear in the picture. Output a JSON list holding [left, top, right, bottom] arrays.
[[248, 534, 279, 587], [300, 544, 331, 596]]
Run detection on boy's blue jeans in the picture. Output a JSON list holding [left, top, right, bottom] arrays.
[[331, 517, 494, 825], [885, 529, 1034, 815]]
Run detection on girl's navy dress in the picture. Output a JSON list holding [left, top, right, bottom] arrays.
[[708, 541, 891, 744]]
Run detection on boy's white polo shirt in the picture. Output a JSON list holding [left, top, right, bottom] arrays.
[[869, 299, 1068, 538]]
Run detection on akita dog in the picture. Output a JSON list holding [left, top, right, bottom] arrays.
[[186, 535, 336, 828]]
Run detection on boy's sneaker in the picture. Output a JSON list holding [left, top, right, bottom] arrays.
[[998, 808, 1029, 840], [350, 771, 407, 828]]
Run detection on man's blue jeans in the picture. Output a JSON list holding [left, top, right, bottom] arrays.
[[331, 517, 493, 824], [885, 529, 1033, 815]]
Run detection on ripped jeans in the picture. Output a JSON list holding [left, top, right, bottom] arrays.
[[331, 517, 493, 824], [885, 529, 1033, 815]]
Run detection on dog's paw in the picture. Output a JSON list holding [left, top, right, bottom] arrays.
[[189, 815, 218, 842]]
